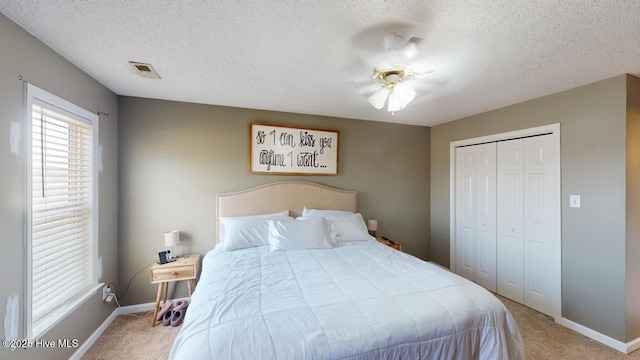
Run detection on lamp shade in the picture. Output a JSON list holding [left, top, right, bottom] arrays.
[[366, 220, 378, 231], [164, 230, 180, 247], [387, 83, 416, 112], [393, 82, 416, 107], [387, 92, 402, 112], [368, 87, 389, 110]]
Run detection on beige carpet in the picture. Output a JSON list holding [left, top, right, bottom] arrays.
[[499, 295, 640, 360], [81, 312, 180, 360], [82, 297, 640, 359]]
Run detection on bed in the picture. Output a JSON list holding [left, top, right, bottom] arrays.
[[169, 181, 524, 360]]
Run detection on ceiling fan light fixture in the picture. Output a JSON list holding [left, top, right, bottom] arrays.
[[368, 87, 389, 110], [385, 73, 401, 84], [369, 65, 416, 116], [393, 82, 416, 107], [387, 92, 403, 112]]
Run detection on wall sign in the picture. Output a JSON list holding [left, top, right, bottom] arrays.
[[249, 123, 339, 175]]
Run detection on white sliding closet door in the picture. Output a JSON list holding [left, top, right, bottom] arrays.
[[455, 143, 497, 291], [496, 134, 558, 317], [452, 126, 560, 319], [522, 134, 558, 316], [455, 146, 476, 282], [497, 139, 525, 302], [474, 143, 497, 292]]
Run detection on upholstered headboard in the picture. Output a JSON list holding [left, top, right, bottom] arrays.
[[215, 181, 357, 243]]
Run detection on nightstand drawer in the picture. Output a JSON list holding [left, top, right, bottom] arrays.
[[151, 265, 195, 282]]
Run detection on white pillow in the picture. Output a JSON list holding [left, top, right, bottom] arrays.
[[220, 210, 290, 251], [325, 213, 374, 242], [302, 207, 354, 217], [267, 217, 334, 251]]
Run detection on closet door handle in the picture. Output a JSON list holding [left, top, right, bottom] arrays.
[[511, 228, 515, 232]]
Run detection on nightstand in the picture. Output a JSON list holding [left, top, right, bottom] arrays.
[[150, 254, 201, 327], [377, 237, 401, 251]]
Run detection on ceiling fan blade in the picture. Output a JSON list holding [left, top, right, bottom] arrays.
[[346, 79, 374, 87], [406, 78, 449, 91], [349, 20, 432, 54], [349, 21, 433, 69]]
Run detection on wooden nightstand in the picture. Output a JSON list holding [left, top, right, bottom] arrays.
[[150, 254, 201, 327], [377, 237, 401, 251]]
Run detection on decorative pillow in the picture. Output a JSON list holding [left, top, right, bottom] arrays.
[[325, 213, 374, 242], [302, 207, 354, 217], [219, 210, 290, 251], [267, 217, 334, 251]]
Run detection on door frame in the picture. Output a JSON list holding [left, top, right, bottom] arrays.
[[449, 123, 561, 319]]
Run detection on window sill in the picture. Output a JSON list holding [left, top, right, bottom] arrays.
[[30, 283, 104, 339]]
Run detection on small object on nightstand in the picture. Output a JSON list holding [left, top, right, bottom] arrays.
[[150, 254, 201, 327], [377, 236, 401, 251], [158, 250, 175, 264]]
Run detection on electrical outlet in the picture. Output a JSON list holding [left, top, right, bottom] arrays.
[[102, 285, 111, 301]]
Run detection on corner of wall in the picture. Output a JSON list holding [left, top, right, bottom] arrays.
[[0, 12, 119, 359], [625, 74, 640, 341]]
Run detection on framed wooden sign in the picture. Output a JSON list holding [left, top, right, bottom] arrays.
[[249, 123, 339, 175]]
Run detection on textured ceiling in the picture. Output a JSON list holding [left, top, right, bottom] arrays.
[[1, 1, 639, 126]]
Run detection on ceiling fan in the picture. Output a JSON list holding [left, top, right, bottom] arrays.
[[368, 64, 417, 116], [348, 24, 488, 118], [364, 32, 431, 116]]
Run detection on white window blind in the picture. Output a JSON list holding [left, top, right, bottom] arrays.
[[27, 84, 99, 337]]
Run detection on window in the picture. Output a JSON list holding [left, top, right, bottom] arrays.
[[26, 84, 100, 337]]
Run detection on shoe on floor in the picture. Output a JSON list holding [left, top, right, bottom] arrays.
[[162, 309, 174, 326], [156, 301, 174, 322], [173, 299, 189, 311], [170, 309, 186, 327]]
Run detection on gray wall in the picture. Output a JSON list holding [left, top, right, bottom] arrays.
[[626, 75, 640, 341], [118, 96, 430, 305], [0, 13, 118, 359], [6, 1, 636, 348], [430, 76, 628, 341]]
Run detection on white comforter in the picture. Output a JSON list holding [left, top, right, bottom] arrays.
[[169, 240, 524, 360]]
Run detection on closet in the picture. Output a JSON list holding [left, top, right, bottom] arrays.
[[455, 143, 497, 292], [454, 132, 559, 318]]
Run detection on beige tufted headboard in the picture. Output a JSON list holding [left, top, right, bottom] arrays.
[[215, 181, 357, 244]]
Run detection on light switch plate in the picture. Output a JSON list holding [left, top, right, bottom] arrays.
[[569, 195, 581, 208]]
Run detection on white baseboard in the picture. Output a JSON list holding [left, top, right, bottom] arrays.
[[626, 336, 640, 354], [69, 297, 191, 359], [69, 309, 118, 360], [117, 301, 156, 314], [116, 296, 189, 315], [557, 317, 640, 354]]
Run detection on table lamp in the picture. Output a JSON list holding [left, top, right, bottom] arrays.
[[367, 220, 378, 237], [164, 230, 181, 259]]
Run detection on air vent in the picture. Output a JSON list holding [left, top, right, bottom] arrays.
[[129, 61, 161, 79]]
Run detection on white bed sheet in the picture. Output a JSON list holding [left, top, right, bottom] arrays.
[[169, 240, 524, 360]]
